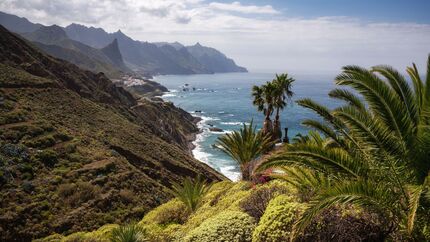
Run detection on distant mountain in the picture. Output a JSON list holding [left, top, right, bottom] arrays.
[[21, 25, 130, 77], [0, 11, 42, 33], [64, 24, 247, 75], [187, 43, 247, 73], [154, 41, 185, 50], [65, 23, 113, 48], [101, 39, 129, 71], [0, 11, 247, 76]]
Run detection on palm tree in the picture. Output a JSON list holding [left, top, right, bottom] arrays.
[[252, 81, 277, 136], [272, 73, 295, 141], [217, 121, 275, 181], [170, 175, 210, 212], [258, 56, 430, 239]]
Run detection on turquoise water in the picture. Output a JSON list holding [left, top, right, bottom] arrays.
[[153, 72, 337, 180]]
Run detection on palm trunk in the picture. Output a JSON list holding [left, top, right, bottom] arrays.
[[240, 163, 251, 181], [273, 108, 282, 142], [262, 114, 273, 136]]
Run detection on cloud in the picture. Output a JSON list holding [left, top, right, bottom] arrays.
[[1, 0, 429, 73], [208, 1, 280, 15]]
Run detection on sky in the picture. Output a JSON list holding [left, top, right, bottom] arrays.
[[1, 0, 430, 73]]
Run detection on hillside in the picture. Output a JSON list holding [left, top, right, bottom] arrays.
[[0, 25, 224, 241], [187, 43, 247, 73], [21, 25, 130, 77]]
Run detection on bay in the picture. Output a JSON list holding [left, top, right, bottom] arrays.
[[153, 72, 338, 180]]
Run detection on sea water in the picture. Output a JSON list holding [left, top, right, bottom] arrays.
[[153, 72, 338, 180]]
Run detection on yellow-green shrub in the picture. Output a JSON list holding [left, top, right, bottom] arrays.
[[252, 195, 305, 242], [180, 181, 252, 234], [183, 211, 256, 242], [239, 180, 293, 220], [139, 199, 190, 226]]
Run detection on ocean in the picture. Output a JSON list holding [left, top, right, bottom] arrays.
[[153, 72, 338, 180]]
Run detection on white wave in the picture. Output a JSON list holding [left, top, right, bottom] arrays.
[[209, 129, 234, 134], [162, 93, 177, 98], [198, 116, 220, 122], [169, 89, 179, 93], [220, 122, 250, 126], [218, 111, 225, 114], [220, 166, 241, 181]]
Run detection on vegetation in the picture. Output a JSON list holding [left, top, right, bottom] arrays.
[[259, 56, 430, 240], [170, 175, 210, 212], [110, 224, 147, 242], [252, 73, 295, 140], [183, 211, 256, 242], [252, 195, 305, 242], [217, 122, 274, 180]]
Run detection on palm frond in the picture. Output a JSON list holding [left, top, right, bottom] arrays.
[[329, 88, 366, 111]]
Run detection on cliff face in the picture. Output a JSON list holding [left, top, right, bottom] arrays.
[[0, 25, 224, 240]]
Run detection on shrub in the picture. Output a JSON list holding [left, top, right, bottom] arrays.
[[25, 135, 56, 148], [252, 195, 305, 242], [58, 182, 101, 207], [58, 183, 76, 198], [35, 149, 58, 166], [299, 206, 390, 241], [180, 181, 252, 235], [140, 199, 190, 226], [110, 224, 148, 242], [240, 181, 290, 221], [184, 211, 256, 242], [170, 175, 210, 212]]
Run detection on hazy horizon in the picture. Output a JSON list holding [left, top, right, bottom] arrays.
[[1, 0, 430, 73]]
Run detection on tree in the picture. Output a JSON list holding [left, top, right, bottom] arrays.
[[252, 81, 277, 136], [272, 73, 295, 142], [258, 56, 430, 239], [217, 121, 275, 181]]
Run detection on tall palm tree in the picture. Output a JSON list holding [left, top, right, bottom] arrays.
[[252, 82, 277, 136], [217, 121, 274, 181], [272, 73, 295, 142], [258, 55, 430, 239]]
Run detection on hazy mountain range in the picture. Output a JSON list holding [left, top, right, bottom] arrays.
[[0, 11, 247, 77]]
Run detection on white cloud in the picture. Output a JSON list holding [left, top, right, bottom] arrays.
[[1, 0, 429, 73], [208, 1, 279, 14]]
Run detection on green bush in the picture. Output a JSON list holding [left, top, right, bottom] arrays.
[[252, 195, 305, 242], [184, 211, 256, 242], [25, 134, 56, 148], [140, 199, 190, 226], [35, 149, 58, 166], [240, 180, 291, 221]]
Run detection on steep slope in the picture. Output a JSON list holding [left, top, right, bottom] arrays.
[[65, 23, 114, 48], [187, 43, 248, 73], [0, 25, 224, 240], [100, 39, 128, 71], [159, 45, 212, 74], [21, 25, 130, 77], [0, 11, 42, 33]]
